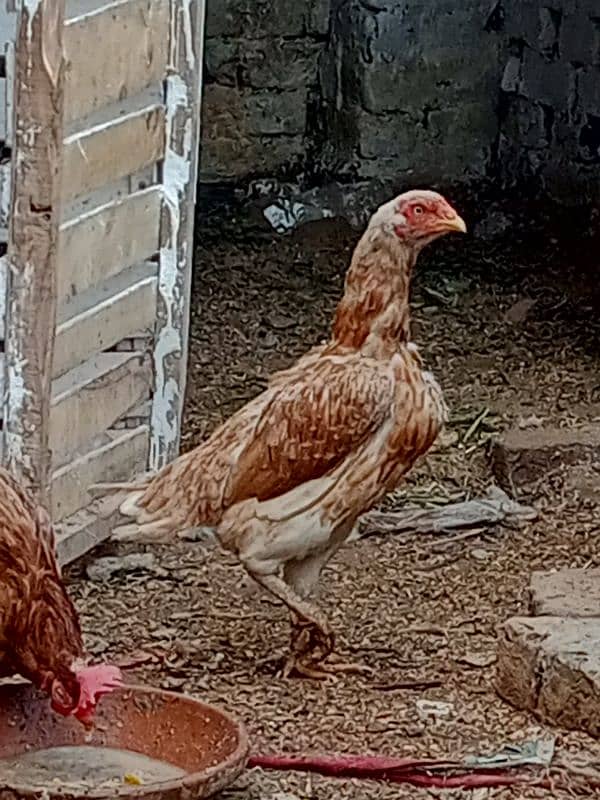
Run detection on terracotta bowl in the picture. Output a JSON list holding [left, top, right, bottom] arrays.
[[0, 683, 249, 800]]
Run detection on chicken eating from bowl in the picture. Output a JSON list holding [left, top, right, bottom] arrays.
[[0, 469, 122, 723], [92, 189, 467, 679]]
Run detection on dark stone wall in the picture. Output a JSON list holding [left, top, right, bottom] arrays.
[[497, 0, 600, 202], [200, 0, 600, 203]]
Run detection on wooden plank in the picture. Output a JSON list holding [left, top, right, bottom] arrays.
[[5, 41, 14, 147], [0, 77, 7, 143], [56, 498, 122, 567], [0, 160, 10, 232], [50, 351, 151, 465], [0, 352, 4, 408], [0, 254, 6, 340], [0, 4, 16, 50], [52, 425, 148, 520], [64, 0, 169, 123], [58, 186, 161, 303], [54, 261, 157, 377], [62, 104, 165, 202], [2, 0, 66, 506], [150, 0, 206, 469]]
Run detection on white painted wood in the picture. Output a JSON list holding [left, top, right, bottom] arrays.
[[50, 351, 152, 465], [52, 424, 148, 520], [61, 161, 158, 225], [65, 0, 106, 19], [3, 0, 66, 505], [0, 77, 7, 143], [58, 185, 161, 303], [0, 160, 11, 233], [0, 352, 4, 408], [0, 253, 6, 340], [0, 3, 16, 50], [54, 261, 157, 377], [62, 103, 165, 202], [150, 0, 206, 469], [64, 0, 169, 124], [5, 40, 14, 146]]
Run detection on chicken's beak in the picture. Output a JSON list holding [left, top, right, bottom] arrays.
[[445, 214, 467, 234]]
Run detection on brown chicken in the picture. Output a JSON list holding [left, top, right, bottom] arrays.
[[95, 189, 466, 678], [0, 469, 122, 722]]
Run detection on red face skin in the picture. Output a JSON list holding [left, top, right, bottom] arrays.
[[50, 665, 123, 726], [394, 194, 467, 244]]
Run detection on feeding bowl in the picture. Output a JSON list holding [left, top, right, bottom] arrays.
[[0, 683, 248, 800]]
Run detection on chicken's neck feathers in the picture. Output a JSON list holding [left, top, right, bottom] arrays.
[[331, 227, 414, 351]]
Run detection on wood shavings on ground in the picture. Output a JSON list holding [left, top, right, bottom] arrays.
[[67, 201, 600, 799]]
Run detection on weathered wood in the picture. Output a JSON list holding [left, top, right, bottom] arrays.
[[5, 40, 14, 147], [52, 425, 148, 520], [54, 262, 157, 377], [50, 351, 152, 466], [0, 77, 7, 144], [0, 352, 4, 408], [0, 254, 6, 340], [56, 499, 123, 567], [62, 104, 165, 202], [64, 0, 169, 123], [58, 186, 161, 304], [150, 0, 205, 469], [2, 0, 66, 506], [0, 160, 12, 235]]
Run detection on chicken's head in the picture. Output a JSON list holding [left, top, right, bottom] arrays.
[[370, 189, 466, 250], [50, 664, 123, 726]]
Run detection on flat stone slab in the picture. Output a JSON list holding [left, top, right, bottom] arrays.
[[530, 569, 600, 618], [497, 615, 600, 738], [490, 423, 600, 493], [497, 568, 600, 737]]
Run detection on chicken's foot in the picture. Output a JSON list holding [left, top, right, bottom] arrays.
[[285, 613, 372, 679], [247, 571, 370, 679]]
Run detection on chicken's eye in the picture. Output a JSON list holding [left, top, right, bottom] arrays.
[[413, 205, 424, 216]]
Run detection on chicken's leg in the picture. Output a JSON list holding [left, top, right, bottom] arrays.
[[247, 571, 370, 679]]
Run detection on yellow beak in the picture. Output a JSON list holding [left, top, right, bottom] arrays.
[[447, 214, 467, 234]]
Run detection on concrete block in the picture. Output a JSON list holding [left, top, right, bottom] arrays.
[[490, 423, 600, 493], [578, 66, 600, 115], [531, 569, 600, 617], [560, 13, 598, 66], [204, 38, 239, 86], [243, 41, 322, 90], [520, 49, 572, 108], [205, 0, 306, 39], [308, 0, 331, 36], [245, 90, 307, 136], [497, 615, 600, 738], [357, 110, 417, 163], [200, 85, 305, 181]]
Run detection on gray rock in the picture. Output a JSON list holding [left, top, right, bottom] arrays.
[[86, 553, 164, 582]]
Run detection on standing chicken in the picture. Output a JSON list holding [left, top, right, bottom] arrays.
[[96, 189, 466, 678], [0, 469, 122, 722]]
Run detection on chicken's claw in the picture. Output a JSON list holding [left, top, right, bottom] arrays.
[[283, 617, 372, 680]]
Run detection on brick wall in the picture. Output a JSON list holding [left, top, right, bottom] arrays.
[[498, 0, 600, 202], [201, 0, 600, 203]]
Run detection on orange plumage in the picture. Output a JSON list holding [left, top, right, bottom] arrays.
[[0, 469, 121, 720], [98, 189, 466, 677]]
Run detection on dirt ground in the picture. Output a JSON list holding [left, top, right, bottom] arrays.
[[69, 197, 600, 798]]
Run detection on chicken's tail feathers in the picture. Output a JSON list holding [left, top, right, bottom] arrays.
[[89, 446, 227, 544]]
